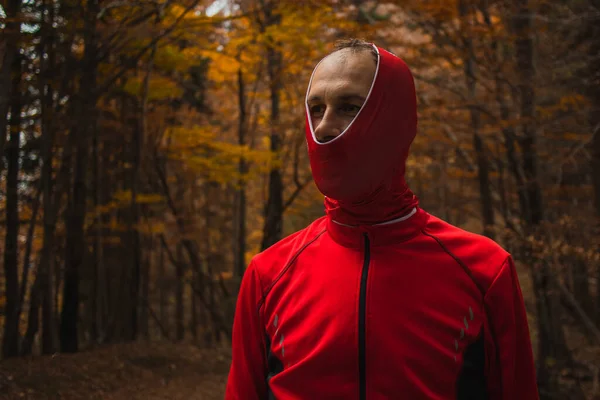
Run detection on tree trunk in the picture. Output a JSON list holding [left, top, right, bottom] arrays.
[[38, 140, 63, 355], [38, 131, 67, 355], [17, 184, 42, 334], [585, 2, 600, 328], [91, 103, 102, 343], [16, 0, 50, 340], [512, 1, 573, 396], [514, 6, 543, 227], [0, 0, 21, 173], [127, 50, 154, 343], [594, 134, 600, 327], [570, 256, 593, 317], [127, 112, 141, 342], [190, 270, 198, 341], [159, 242, 168, 338], [106, 84, 131, 343], [483, 3, 527, 222], [2, 52, 23, 358], [54, 255, 61, 326], [20, 274, 41, 356], [459, 0, 495, 239], [38, 0, 60, 354], [497, 80, 526, 220], [235, 67, 248, 279], [23, 122, 70, 355], [140, 236, 150, 339], [137, 46, 156, 341], [175, 242, 185, 342], [60, 0, 99, 353], [203, 182, 215, 345], [260, 4, 284, 251], [477, 0, 528, 230]]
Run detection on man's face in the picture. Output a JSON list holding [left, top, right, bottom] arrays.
[[307, 49, 377, 143]]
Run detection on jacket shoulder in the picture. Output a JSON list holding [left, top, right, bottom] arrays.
[[250, 217, 328, 289], [422, 214, 509, 293]]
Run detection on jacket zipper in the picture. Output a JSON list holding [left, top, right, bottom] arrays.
[[359, 233, 371, 400]]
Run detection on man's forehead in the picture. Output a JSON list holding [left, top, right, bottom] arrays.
[[307, 93, 367, 103], [314, 49, 373, 74], [308, 50, 376, 97]]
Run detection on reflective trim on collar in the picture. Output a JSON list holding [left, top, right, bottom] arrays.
[[332, 207, 417, 227]]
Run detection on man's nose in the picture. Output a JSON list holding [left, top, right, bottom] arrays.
[[314, 110, 342, 143]]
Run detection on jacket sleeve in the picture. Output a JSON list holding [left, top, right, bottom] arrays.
[[225, 260, 268, 400], [484, 256, 539, 400]]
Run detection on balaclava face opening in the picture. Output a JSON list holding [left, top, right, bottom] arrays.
[[305, 45, 419, 226]]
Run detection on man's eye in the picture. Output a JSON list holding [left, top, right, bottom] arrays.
[[340, 104, 361, 114], [310, 105, 325, 116]]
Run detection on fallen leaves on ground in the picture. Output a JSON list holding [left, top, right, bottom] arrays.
[[0, 341, 231, 399]]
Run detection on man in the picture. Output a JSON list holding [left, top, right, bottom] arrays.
[[226, 39, 538, 399]]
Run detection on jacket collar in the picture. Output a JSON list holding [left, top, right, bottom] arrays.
[[326, 207, 429, 249]]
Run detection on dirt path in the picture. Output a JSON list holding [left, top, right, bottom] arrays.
[[0, 342, 231, 400]]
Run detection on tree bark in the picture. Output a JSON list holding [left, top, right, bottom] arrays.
[[235, 67, 248, 279], [496, 79, 526, 220], [38, 139, 65, 355], [22, 129, 69, 355], [514, 3, 543, 227], [594, 112, 600, 328], [2, 51, 23, 358], [12, 51, 45, 332], [37, 142, 66, 354], [584, 2, 600, 327], [39, 0, 60, 354], [481, 1, 526, 241], [16, 184, 42, 335], [126, 46, 155, 343], [23, 121, 69, 356], [137, 43, 156, 341], [459, 0, 495, 239], [20, 275, 40, 356], [158, 242, 168, 338], [91, 101, 102, 343], [0, 0, 21, 173], [512, 1, 573, 396], [127, 105, 141, 342], [570, 251, 593, 318], [175, 242, 185, 342], [204, 181, 215, 345], [260, 3, 284, 251], [190, 269, 198, 340], [140, 236, 150, 339], [60, 0, 99, 353]]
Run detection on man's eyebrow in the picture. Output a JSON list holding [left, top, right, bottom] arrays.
[[307, 94, 367, 103], [339, 94, 367, 102]]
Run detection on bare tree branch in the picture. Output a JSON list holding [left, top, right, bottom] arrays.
[[96, 0, 202, 96]]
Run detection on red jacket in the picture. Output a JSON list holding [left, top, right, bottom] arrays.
[[225, 208, 538, 399], [226, 44, 538, 399]]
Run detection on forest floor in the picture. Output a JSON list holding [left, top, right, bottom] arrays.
[[0, 341, 231, 399]]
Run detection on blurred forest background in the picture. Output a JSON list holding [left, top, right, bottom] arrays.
[[0, 0, 599, 399]]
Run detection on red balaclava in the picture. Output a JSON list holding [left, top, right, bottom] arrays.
[[305, 45, 419, 226]]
